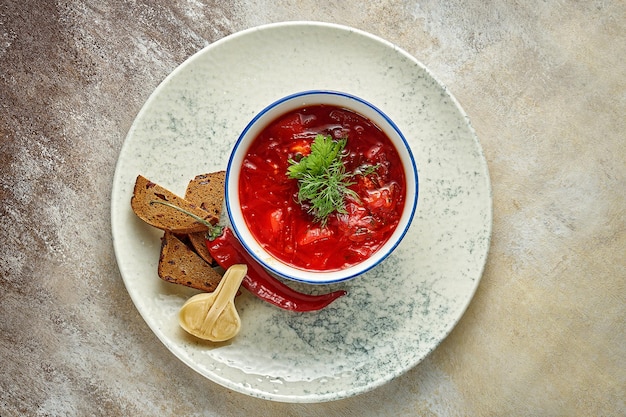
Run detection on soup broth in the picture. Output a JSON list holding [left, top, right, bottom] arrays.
[[239, 105, 406, 271]]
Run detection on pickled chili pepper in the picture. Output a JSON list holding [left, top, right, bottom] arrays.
[[205, 225, 347, 311]]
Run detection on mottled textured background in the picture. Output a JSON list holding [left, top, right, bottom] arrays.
[[1, 1, 624, 416]]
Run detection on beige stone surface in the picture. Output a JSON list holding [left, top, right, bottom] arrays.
[[1, 1, 623, 416]]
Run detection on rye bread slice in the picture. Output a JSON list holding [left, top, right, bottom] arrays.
[[184, 171, 226, 264], [185, 171, 226, 218], [158, 231, 222, 292], [131, 175, 217, 234]]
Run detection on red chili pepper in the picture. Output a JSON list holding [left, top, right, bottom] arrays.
[[205, 227, 347, 312]]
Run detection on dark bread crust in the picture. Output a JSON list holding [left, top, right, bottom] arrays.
[[157, 231, 222, 292]]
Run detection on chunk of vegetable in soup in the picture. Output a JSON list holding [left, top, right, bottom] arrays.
[[239, 105, 406, 271]]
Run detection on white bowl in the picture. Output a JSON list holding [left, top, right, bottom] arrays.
[[225, 90, 418, 284]]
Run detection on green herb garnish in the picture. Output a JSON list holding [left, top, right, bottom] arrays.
[[287, 134, 359, 225]]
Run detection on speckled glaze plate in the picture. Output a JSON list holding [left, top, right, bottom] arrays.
[[111, 22, 491, 403]]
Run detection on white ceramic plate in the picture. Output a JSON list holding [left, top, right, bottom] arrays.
[[111, 21, 492, 403]]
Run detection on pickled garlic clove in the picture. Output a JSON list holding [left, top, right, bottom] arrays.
[[179, 264, 247, 342]]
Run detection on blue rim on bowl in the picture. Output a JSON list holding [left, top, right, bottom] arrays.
[[225, 90, 419, 284]]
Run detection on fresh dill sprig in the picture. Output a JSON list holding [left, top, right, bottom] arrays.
[[287, 134, 359, 225]]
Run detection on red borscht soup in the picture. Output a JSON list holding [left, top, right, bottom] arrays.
[[238, 105, 406, 271]]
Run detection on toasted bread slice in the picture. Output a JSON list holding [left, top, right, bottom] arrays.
[[158, 231, 222, 292], [185, 172, 226, 264], [185, 171, 225, 218], [131, 175, 217, 234], [188, 232, 213, 265]]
